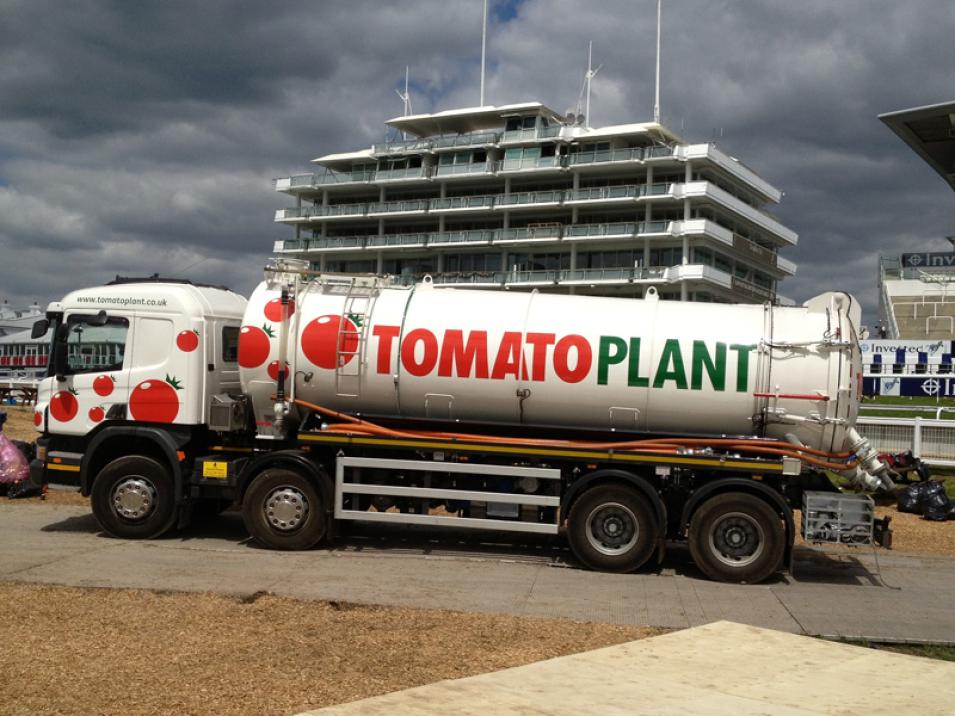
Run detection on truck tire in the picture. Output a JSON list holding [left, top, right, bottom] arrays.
[[91, 455, 177, 539], [242, 468, 327, 550], [688, 492, 785, 584], [567, 485, 656, 573]]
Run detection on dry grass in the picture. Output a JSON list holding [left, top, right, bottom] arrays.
[[1, 405, 38, 442], [0, 582, 656, 716]]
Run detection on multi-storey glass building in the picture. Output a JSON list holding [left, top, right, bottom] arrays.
[[272, 102, 797, 302]]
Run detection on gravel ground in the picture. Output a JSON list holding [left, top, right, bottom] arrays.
[[0, 583, 655, 716]]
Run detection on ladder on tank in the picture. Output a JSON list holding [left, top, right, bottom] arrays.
[[334, 276, 382, 397]]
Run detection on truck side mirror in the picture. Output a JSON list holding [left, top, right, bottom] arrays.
[[31, 318, 49, 339], [89, 310, 109, 327], [53, 324, 69, 380]]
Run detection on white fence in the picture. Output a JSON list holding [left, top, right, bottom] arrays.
[[856, 416, 955, 467]]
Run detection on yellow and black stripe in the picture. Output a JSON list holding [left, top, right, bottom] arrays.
[[298, 433, 783, 473]]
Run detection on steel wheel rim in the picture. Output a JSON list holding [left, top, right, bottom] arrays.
[[585, 502, 639, 556], [708, 511, 765, 568], [264, 486, 309, 532], [111, 476, 157, 522]]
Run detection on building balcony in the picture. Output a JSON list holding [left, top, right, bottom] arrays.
[[776, 255, 798, 275], [365, 233, 429, 249], [433, 162, 493, 178], [499, 125, 561, 144], [731, 275, 775, 301], [494, 156, 562, 173], [643, 146, 680, 161], [564, 184, 640, 205], [565, 147, 645, 168], [427, 230, 495, 247], [664, 264, 734, 290], [374, 166, 431, 182], [494, 225, 563, 245], [428, 195, 496, 213], [495, 190, 563, 209], [371, 138, 434, 155], [367, 199, 430, 217], [273, 237, 366, 253], [674, 181, 798, 246], [431, 131, 500, 150], [681, 144, 781, 203]]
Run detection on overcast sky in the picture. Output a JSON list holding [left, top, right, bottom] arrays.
[[1, 0, 952, 326]]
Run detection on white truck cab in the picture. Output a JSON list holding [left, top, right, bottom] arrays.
[[35, 278, 246, 436], [31, 278, 246, 534]]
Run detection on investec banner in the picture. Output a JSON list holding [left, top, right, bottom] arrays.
[[860, 339, 954, 358], [864, 376, 955, 398], [901, 252, 955, 269]]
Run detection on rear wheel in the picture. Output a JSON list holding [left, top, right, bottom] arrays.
[[567, 485, 657, 573], [242, 468, 327, 550], [688, 492, 785, 584], [91, 455, 177, 539]]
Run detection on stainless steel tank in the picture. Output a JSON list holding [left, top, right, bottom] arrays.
[[239, 272, 864, 457]]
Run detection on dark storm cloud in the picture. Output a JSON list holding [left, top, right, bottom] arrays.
[[0, 0, 951, 325]]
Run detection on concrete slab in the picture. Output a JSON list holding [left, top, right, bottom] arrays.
[[301, 621, 955, 716]]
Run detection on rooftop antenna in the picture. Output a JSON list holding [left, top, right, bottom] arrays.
[[395, 66, 412, 139], [480, 0, 488, 106], [653, 0, 662, 123], [584, 41, 603, 129]]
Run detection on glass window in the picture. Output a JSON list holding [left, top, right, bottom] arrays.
[[65, 315, 128, 374], [222, 326, 239, 363]]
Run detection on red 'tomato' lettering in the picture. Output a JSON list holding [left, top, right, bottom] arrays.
[[401, 328, 439, 377], [553, 334, 592, 383], [372, 325, 400, 374], [438, 330, 489, 378]]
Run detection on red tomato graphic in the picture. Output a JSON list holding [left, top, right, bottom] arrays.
[[33, 411, 42, 427], [238, 325, 273, 368], [93, 374, 115, 397], [176, 330, 199, 352], [50, 391, 79, 422], [264, 298, 296, 323], [129, 377, 181, 423], [301, 315, 359, 370], [267, 360, 290, 381], [89, 406, 105, 423]]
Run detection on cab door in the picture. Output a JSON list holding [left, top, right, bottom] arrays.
[[45, 312, 131, 436]]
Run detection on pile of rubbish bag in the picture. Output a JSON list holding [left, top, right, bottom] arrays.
[[897, 480, 955, 521], [0, 412, 43, 499]]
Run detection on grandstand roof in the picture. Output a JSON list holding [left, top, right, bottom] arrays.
[[880, 101, 955, 192]]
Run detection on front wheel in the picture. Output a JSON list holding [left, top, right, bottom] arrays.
[[688, 493, 785, 584], [566, 485, 657, 573], [91, 455, 177, 539], [242, 468, 327, 550]]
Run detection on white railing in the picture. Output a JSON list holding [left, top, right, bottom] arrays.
[[857, 416, 955, 467]]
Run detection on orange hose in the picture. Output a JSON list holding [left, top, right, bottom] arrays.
[[292, 398, 858, 471]]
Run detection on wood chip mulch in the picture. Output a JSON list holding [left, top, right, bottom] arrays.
[[0, 583, 656, 716]]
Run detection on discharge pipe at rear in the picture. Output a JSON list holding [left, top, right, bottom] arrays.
[[839, 427, 897, 493]]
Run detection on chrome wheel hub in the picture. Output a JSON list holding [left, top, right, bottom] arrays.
[[586, 502, 638, 556], [264, 487, 309, 531], [709, 512, 764, 567], [111, 478, 156, 521]]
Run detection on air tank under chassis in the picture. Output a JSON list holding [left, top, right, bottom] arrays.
[[239, 273, 864, 460]]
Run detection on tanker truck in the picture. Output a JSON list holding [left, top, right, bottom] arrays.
[[28, 261, 895, 583]]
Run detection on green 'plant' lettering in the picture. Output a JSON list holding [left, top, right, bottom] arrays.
[[653, 339, 688, 389], [691, 341, 726, 391]]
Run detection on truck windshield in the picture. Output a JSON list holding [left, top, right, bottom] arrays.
[[64, 315, 129, 374]]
